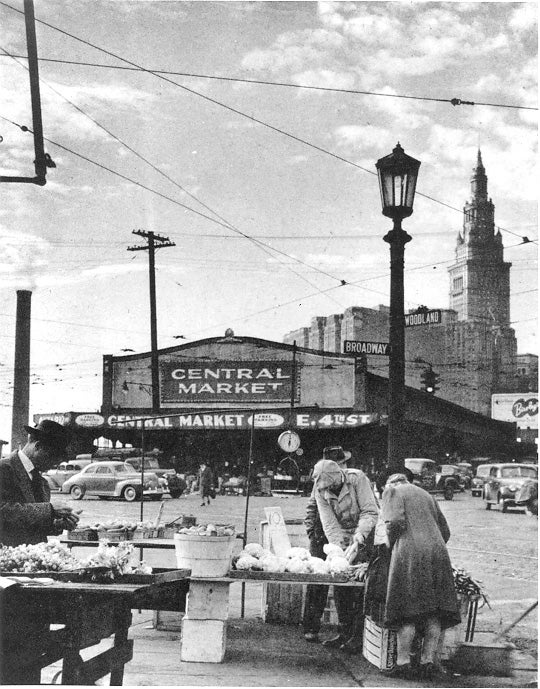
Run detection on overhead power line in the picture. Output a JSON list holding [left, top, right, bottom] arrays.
[[0, 1, 534, 244], [0, 53, 536, 112]]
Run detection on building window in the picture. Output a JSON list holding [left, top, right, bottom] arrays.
[[453, 277, 463, 294]]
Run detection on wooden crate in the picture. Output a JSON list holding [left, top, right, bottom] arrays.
[[362, 615, 397, 670]]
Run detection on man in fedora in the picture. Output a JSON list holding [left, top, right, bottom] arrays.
[[0, 420, 80, 546], [303, 446, 377, 652]]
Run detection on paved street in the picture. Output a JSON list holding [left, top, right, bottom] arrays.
[[52, 488, 538, 655]]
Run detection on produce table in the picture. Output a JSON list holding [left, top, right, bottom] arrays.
[[0, 570, 190, 685], [182, 571, 365, 663]]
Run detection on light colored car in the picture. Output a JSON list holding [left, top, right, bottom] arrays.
[[471, 464, 492, 497], [44, 459, 93, 491], [483, 463, 538, 512], [61, 461, 167, 502]]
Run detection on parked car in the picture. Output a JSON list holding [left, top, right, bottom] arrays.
[[124, 457, 186, 498], [404, 458, 460, 500], [515, 479, 538, 517], [471, 464, 492, 497], [61, 461, 168, 502], [44, 459, 93, 491], [483, 463, 538, 512]]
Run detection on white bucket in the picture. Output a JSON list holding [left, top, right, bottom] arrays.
[[174, 533, 236, 577]]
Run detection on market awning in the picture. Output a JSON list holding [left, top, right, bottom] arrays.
[[33, 409, 381, 432]]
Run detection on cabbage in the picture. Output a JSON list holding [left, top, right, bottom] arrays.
[[309, 557, 331, 575], [329, 557, 350, 574], [323, 544, 345, 559], [285, 557, 308, 574], [285, 547, 311, 561], [242, 543, 266, 559], [235, 554, 259, 570]]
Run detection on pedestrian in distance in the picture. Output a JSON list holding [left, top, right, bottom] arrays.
[[0, 420, 81, 546], [304, 449, 378, 653], [199, 462, 215, 506], [378, 473, 460, 680]]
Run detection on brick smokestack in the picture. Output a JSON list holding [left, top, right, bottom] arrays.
[[11, 290, 32, 451]]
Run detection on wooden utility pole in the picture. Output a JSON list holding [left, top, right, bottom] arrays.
[[128, 230, 175, 412]]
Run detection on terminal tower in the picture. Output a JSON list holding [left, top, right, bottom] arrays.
[[284, 151, 518, 416]]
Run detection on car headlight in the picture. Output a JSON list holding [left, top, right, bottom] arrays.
[[508, 485, 519, 492]]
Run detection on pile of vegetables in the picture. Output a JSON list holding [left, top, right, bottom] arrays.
[[0, 542, 80, 573], [83, 542, 152, 580], [0, 541, 152, 579], [452, 566, 490, 606], [232, 543, 368, 581], [177, 523, 235, 537]]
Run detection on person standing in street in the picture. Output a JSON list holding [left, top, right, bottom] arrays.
[[380, 473, 460, 680], [0, 420, 80, 546], [199, 462, 214, 506], [304, 449, 378, 652]]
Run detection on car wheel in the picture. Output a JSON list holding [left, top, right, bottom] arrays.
[[444, 485, 454, 501], [122, 485, 138, 502], [498, 494, 508, 513], [70, 485, 85, 500]]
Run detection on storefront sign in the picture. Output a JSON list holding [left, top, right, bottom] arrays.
[[492, 393, 538, 429], [404, 309, 441, 327], [108, 410, 379, 430], [160, 361, 295, 403], [75, 413, 105, 427], [343, 340, 390, 355], [247, 413, 285, 428], [33, 413, 71, 426]]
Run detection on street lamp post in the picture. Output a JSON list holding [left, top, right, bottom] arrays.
[[376, 143, 421, 474]]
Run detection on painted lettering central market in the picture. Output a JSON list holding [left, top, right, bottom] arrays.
[[160, 360, 294, 403]]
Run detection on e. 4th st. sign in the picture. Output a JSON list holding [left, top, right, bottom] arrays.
[[343, 340, 391, 355]]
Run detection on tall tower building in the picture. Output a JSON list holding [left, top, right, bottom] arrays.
[[448, 150, 511, 325]]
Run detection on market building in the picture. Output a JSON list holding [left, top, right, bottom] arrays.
[[33, 329, 517, 481]]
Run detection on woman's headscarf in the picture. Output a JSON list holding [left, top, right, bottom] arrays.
[[385, 472, 409, 488], [312, 459, 344, 490]]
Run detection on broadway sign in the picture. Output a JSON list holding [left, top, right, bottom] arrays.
[[343, 340, 391, 355], [160, 361, 296, 403]]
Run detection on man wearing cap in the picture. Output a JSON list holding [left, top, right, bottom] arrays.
[[0, 421, 80, 546], [303, 446, 378, 651]]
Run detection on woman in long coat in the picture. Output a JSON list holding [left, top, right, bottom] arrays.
[[381, 473, 460, 679], [199, 463, 214, 506]]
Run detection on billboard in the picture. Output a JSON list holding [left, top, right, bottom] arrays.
[[492, 393, 538, 429]]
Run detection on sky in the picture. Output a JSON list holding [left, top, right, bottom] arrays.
[[0, 0, 537, 448]]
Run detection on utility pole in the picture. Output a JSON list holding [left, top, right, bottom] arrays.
[[128, 230, 175, 412]]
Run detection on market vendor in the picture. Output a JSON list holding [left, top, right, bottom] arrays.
[[0, 420, 80, 546], [312, 457, 378, 653]]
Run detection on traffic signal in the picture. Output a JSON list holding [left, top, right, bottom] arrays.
[[421, 367, 440, 394]]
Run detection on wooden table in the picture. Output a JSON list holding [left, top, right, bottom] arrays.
[[0, 570, 190, 685], [181, 571, 365, 663]]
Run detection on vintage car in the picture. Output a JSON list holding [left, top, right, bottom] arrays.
[[44, 459, 93, 491], [483, 463, 538, 512], [471, 463, 493, 497], [404, 458, 460, 500], [123, 456, 186, 498], [61, 461, 168, 502]]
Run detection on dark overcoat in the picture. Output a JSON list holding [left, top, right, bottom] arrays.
[[0, 452, 57, 546], [382, 482, 460, 630]]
